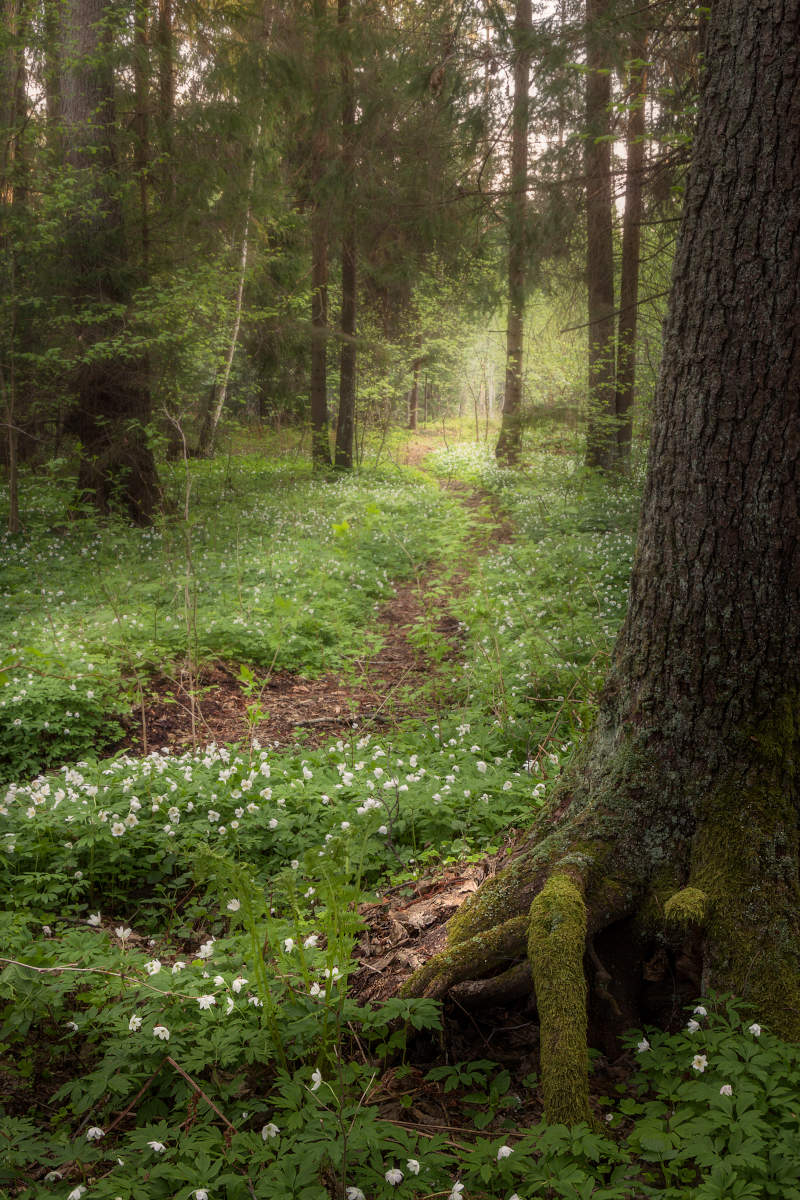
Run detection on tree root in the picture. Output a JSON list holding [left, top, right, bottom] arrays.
[[528, 874, 591, 1125], [450, 961, 533, 1008], [402, 832, 637, 1125], [400, 914, 529, 1001]]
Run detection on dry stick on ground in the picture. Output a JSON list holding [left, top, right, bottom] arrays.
[[166, 1056, 237, 1133]]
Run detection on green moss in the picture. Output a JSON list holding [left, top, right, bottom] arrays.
[[528, 873, 591, 1125], [664, 887, 709, 929], [401, 914, 529, 1000], [691, 696, 800, 1039]]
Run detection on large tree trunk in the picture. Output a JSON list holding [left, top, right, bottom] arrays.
[[583, 0, 617, 471], [405, 0, 800, 1126], [1, 0, 26, 533], [155, 0, 176, 207], [309, 0, 331, 468], [614, 26, 648, 468], [60, 0, 159, 523], [334, 0, 356, 470], [494, 0, 532, 467]]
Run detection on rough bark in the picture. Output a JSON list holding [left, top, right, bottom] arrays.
[[404, 0, 800, 1124], [615, 27, 648, 468], [1, 0, 25, 532], [583, 0, 617, 471], [155, 0, 176, 207], [495, 0, 532, 467], [309, 0, 331, 468], [334, 0, 356, 470], [60, 0, 160, 523]]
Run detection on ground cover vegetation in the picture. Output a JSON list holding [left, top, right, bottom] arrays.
[[3, 0, 799, 1194], [3, 437, 798, 1199]]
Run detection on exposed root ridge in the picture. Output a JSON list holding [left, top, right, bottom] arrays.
[[400, 914, 528, 1000], [528, 873, 590, 1125], [664, 886, 709, 929]]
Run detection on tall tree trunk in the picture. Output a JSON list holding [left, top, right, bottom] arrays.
[[334, 0, 356, 470], [495, 0, 532, 466], [309, 0, 331, 468], [133, 0, 150, 271], [405, 0, 800, 1126], [583, 0, 617, 471], [155, 0, 175, 206], [42, 0, 61, 152], [614, 26, 648, 468], [407, 347, 422, 431], [1, 0, 26, 531], [60, 0, 159, 523]]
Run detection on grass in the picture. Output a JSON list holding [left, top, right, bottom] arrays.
[[2, 431, 795, 1200], [0, 457, 471, 782]]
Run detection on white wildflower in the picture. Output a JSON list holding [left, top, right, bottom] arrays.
[[86, 1126, 104, 1141], [385, 1168, 403, 1185], [691, 1054, 708, 1072], [261, 1123, 280, 1139]]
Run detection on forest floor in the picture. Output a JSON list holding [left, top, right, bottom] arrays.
[[119, 469, 513, 758], [12, 434, 762, 1200], [115, 465, 525, 1035]]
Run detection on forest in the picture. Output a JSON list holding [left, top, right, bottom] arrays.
[[1, 0, 799, 1197]]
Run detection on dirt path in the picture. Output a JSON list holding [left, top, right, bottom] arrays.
[[120, 472, 512, 756]]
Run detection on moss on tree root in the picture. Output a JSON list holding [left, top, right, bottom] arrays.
[[528, 874, 591, 1124], [402, 703, 800, 1124]]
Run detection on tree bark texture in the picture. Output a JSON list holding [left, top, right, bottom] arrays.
[[407, 348, 422, 432], [405, 0, 800, 1123], [60, 0, 159, 523], [1, 0, 25, 532], [309, 0, 331, 468], [495, 0, 532, 466], [334, 0, 356, 470], [614, 28, 648, 467], [583, 0, 617, 471], [155, 0, 176, 206]]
